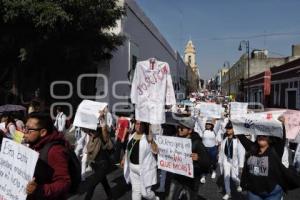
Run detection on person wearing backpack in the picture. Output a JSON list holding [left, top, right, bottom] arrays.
[[24, 112, 71, 200]]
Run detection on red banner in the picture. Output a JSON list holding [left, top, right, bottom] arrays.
[[264, 69, 271, 95]]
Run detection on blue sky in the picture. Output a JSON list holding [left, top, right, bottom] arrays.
[[135, 0, 300, 79]]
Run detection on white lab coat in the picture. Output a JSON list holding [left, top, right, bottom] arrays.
[[124, 134, 157, 195], [130, 59, 176, 124], [54, 112, 66, 133], [218, 137, 245, 175]]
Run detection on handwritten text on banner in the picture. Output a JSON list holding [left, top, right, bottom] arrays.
[[0, 138, 39, 200], [156, 135, 194, 178]]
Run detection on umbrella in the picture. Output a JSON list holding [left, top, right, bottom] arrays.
[[0, 104, 26, 113]]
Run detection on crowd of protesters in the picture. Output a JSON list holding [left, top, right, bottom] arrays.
[[0, 97, 300, 200]]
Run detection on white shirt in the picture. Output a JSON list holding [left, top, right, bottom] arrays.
[[130, 59, 176, 124], [201, 130, 218, 147]]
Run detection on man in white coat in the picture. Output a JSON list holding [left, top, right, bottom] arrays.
[[54, 106, 67, 134], [218, 121, 245, 200]]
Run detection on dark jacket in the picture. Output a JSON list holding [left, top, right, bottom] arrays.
[[27, 131, 71, 200], [173, 132, 210, 188], [190, 132, 210, 176], [237, 128, 300, 194]]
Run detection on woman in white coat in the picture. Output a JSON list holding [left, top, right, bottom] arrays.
[[218, 121, 245, 200], [122, 120, 159, 200]]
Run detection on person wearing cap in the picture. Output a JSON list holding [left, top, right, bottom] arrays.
[[196, 117, 221, 183], [218, 121, 245, 200], [236, 117, 300, 200], [166, 117, 210, 200]]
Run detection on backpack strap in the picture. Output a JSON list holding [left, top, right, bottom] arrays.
[[39, 141, 64, 162]]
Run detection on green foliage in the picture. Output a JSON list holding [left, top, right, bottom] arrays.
[[0, 0, 125, 67]]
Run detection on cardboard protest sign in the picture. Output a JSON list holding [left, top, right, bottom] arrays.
[[283, 110, 300, 139], [198, 103, 223, 118], [231, 112, 283, 138], [156, 135, 194, 178], [0, 138, 39, 200], [230, 102, 248, 116], [73, 100, 108, 130]]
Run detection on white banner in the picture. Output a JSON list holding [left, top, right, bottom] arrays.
[[230, 102, 248, 116], [0, 138, 39, 200], [73, 100, 108, 130], [156, 135, 194, 178], [198, 103, 223, 118], [231, 112, 283, 138]]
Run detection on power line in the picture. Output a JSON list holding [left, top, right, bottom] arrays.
[[168, 31, 300, 41]]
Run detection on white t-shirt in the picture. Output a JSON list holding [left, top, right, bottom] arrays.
[[201, 130, 218, 147]]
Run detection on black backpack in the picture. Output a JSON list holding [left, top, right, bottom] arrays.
[[39, 141, 81, 194]]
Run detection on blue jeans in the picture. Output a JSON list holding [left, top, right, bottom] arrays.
[[247, 185, 283, 200], [205, 146, 218, 171]]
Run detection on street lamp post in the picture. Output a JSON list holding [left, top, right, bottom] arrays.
[[238, 40, 250, 102]]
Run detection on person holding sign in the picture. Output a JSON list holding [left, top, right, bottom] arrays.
[[24, 112, 71, 200], [236, 117, 300, 200], [167, 117, 210, 200], [218, 121, 245, 200], [80, 125, 114, 200], [196, 118, 221, 183], [122, 120, 159, 200]]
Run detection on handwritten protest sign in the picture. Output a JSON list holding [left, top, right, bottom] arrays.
[[198, 103, 223, 118], [156, 135, 194, 178], [283, 110, 300, 139], [230, 102, 248, 116], [73, 100, 108, 130], [0, 138, 39, 200], [231, 112, 283, 138]]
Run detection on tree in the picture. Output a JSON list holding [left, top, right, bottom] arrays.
[[0, 0, 125, 66], [0, 0, 125, 104]]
